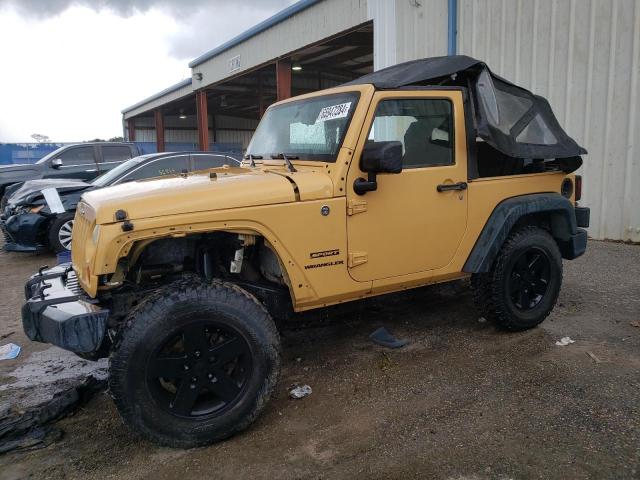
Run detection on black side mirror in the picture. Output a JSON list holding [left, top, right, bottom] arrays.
[[354, 141, 403, 195]]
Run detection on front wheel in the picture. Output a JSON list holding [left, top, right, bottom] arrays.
[[471, 225, 563, 331], [109, 278, 281, 448], [48, 212, 75, 253]]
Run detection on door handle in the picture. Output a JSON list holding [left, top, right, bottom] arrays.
[[437, 182, 467, 192]]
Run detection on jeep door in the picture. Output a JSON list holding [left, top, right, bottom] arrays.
[[346, 90, 468, 282], [47, 145, 99, 181]]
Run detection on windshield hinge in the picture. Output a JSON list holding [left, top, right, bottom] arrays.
[[347, 251, 368, 268], [347, 199, 367, 216]]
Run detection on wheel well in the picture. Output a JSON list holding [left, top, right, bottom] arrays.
[[107, 232, 293, 320], [513, 211, 572, 242], [463, 193, 578, 273]]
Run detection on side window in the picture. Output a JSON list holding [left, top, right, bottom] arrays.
[[58, 146, 96, 166], [121, 156, 189, 182], [368, 98, 454, 168], [101, 146, 132, 163], [191, 154, 232, 170]]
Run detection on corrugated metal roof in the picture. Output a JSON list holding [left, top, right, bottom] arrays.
[[121, 78, 192, 114], [188, 0, 323, 68]]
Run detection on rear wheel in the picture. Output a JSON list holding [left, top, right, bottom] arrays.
[[471, 225, 562, 331], [48, 212, 75, 253], [109, 278, 280, 448]]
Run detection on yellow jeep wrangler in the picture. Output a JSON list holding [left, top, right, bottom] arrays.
[[22, 56, 590, 447]]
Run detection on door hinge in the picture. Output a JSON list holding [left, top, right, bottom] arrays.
[[348, 251, 368, 268], [347, 199, 367, 216]]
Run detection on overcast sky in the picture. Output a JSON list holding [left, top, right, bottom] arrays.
[[0, 0, 294, 143]]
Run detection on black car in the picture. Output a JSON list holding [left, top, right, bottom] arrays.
[[1, 152, 240, 253], [0, 142, 140, 207]]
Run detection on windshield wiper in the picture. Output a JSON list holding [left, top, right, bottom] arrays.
[[270, 153, 298, 173], [244, 154, 262, 167], [244, 154, 263, 167]]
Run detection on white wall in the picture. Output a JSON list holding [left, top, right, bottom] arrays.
[[368, 0, 449, 70]]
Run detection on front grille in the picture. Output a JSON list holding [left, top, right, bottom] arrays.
[[71, 205, 95, 288], [65, 270, 83, 295]]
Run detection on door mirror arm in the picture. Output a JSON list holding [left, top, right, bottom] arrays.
[[353, 141, 403, 195], [353, 172, 378, 195]]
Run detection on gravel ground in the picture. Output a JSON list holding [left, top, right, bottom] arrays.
[[0, 239, 638, 480]]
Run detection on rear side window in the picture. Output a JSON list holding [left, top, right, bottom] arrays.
[[192, 154, 235, 170], [368, 98, 454, 168], [120, 155, 189, 182], [101, 146, 132, 162], [58, 146, 95, 166]]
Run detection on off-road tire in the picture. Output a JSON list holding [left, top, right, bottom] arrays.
[[109, 278, 280, 448], [470, 225, 562, 331], [48, 212, 76, 253], [0, 193, 7, 211]]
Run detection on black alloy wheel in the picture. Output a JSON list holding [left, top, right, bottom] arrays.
[[507, 247, 551, 311], [109, 278, 280, 448], [146, 320, 252, 418], [470, 225, 563, 331]]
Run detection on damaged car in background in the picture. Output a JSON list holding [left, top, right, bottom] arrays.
[[1, 152, 240, 253], [0, 142, 140, 208]]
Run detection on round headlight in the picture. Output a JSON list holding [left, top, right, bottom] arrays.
[[561, 178, 573, 199]]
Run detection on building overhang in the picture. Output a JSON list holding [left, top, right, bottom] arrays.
[[122, 78, 193, 119]]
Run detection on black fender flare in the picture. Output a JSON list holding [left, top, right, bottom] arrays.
[[463, 193, 582, 273]]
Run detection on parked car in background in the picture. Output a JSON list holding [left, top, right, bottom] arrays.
[[0, 142, 140, 208], [1, 152, 240, 252]]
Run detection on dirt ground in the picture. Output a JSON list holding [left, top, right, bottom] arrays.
[[0, 239, 638, 480]]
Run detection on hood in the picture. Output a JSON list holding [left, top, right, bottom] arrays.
[[82, 167, 333, 225], [8, 178, 92, 206], [0, 163, 42, 184]]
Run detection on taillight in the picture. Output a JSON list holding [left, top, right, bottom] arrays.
[[575, 175, 582, 201]]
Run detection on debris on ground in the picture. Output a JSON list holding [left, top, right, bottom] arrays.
[[0, 343, 20, 360], [0, 375, 106, 454], [0, 332, 14, 341], [555, 336, 576, 346], [369, 326, 408, 349], [478, 317, 487, 323], [378, 351, 393, 371], [289, 384, 312, 399], [630, 321, 640, 328], [586, 351, 603, 364]]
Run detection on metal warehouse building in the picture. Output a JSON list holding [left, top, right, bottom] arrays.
[[122, 0, 640, 243]]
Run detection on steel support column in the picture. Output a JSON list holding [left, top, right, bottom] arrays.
[[154, 109, 165, 152], [276, 60, 292, 101], [196, 90, 209, 151], [127, 118, 136, 142]]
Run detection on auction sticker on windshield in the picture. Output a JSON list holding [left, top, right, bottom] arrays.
[[316, 102, 352, 123]]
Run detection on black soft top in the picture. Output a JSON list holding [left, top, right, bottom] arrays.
[[346, 55, 586, 161]]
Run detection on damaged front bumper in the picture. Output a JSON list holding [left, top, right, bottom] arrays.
[[22, 263, 109, 354], [1, 213, 48, 252]]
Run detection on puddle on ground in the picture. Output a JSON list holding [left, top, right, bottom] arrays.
[[0, 347, 107, 410]]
